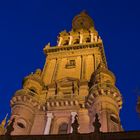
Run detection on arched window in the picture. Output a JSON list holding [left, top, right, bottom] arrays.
[[29, 87, 37, 96], [73, 39, 79, 44], [58, 123, 68, 134], [16, 119, 27, 129], [86, 37, 90, 43], [63, 40, 69, 45], [110, 114, 119, 131], [110, 114, 119, 124]]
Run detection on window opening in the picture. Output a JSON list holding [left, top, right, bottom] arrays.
[[58, 123, 68, 134]]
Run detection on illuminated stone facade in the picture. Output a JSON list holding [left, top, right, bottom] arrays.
[[5, 11, 123, 135]]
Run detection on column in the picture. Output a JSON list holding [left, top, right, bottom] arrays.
[[58, 37, 63, 46], [44, 113, 53, 135], [70, 112, 77, 133], [90, 32, 94, 42], [80, 34, 83, 44], [94, 35, 98, 42], [69, 36, 73, 45]]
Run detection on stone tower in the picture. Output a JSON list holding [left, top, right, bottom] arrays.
[[9, 11, 123, 135]]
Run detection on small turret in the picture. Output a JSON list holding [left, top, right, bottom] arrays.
[[90, 62, 115, 86], [10, 69, 46, 135], [22, 69, 44, 95], [86, 62, 122, 132]]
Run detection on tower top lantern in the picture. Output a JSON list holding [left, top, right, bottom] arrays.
[[72, 11, 95, 30]]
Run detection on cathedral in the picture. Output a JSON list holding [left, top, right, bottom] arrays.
[[0, 11, 140, 139]]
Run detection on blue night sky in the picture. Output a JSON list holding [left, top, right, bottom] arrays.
[[0, 0, 140, 131]]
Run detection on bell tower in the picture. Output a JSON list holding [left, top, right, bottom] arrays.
[[9, 11, 123, 135]]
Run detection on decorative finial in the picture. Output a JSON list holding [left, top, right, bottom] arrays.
[[47, 42, 50, 45], [80, 10, 88, 15], [60, 30, 68, 36], [93, 113, 101, 133], [71, 115, 79, 134], [5, 118, 15, 135], [98, 62, 106, 69], [1, 114, 8, 127], [136, 96, 140, 113], [44, 42, 51, 50], [35, 69, 42, 76]]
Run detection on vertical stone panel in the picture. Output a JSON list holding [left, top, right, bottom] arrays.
[[56, 56, 81, 80], [42, 59, 57, 84], [30, 112, 46, 134], [85, 55, 94, 81]]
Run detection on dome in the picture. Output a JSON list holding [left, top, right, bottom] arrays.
[[90, 62, 116, 85], [22, 69, 44, 87], [72, 11, 94, 30]]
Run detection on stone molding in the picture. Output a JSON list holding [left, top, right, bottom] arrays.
[[44, 43, 102, 54], [10, 92, 45, 112], [86, 83, 122, 109]]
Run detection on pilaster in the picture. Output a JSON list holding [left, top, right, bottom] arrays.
[[78, 109, 90, 133], [44, 113, 54, 135]]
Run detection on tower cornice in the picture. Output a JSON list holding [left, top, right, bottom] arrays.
[[86, 83, 122, 109], [44, 43, 102, 54], [44, 43, 107, 67]]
